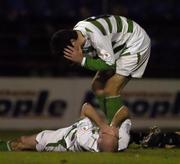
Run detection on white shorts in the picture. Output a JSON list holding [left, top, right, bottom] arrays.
[[116, 22, 151, 78]]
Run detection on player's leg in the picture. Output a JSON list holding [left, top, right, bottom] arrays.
[[91, 70, 130, 122], [103, 74, 131, 121], [91, 70, 115, 114], [104, 74, 130, 96], [0, 134, 37, 151], [103, 44, 151, 121], [110, 106, 130, 127], [10, 135, 37, 151]]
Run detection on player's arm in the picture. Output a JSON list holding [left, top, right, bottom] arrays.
[[110, 106, 130, 128], [81, 57, 115, 71], [64, 45, 115, 71], [80, 103, 108, 129], [64, 34, 115, 71], [82, 34, 116, 71]]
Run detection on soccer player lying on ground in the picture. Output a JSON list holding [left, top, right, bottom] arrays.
[[0, 103, 131, 152], [50, 15, 151, 122]]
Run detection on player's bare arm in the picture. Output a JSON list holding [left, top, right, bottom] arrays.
[[80, 103, 118, 139], [80, 103, 108, 129]]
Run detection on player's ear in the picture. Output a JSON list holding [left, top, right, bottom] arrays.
[[70, 39, 76, 46]]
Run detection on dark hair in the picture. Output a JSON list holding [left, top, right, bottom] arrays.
[[50, 29, 78, 55]]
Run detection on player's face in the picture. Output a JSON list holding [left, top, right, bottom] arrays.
[[97, 130, 118, 152]]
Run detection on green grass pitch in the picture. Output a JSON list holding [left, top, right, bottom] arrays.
[[0, 131, 179, 164]]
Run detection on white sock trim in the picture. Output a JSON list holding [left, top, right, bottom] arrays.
[[7, 141, 12, 151], [105, 95, 121, 99]]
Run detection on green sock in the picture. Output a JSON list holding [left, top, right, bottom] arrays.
[[0, 141, 11, 151], [96, 94, 106, 114], [105, 95, 124, 122]]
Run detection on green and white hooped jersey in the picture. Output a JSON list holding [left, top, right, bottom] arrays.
[[36, 118, 131, 152], [74, 15, 150, 66], [36, 118, 100, 152], [75, 118, 99, 152]]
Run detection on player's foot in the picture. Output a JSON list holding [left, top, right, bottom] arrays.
[[149, 126, 161, 134], [141, 126, 161, 148]]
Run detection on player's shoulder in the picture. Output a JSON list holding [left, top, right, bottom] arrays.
[[78, 117, 92, 126], [74, 20, 93, 36], [74, 19, 90, 29]]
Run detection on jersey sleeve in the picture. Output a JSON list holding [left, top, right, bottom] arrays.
[[90, 33, 115, 66], [74, 20, 115, 66], [81, 57, 115, 71]]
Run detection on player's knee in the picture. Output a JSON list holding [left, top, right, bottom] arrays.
[[91, 80, 104, 94], [104, 86, 117, 96]]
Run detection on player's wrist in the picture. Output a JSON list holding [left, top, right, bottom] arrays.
[[100, 123, 109, 130]]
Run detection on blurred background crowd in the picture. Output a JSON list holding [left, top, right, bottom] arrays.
[[0, 0, 179, 77]]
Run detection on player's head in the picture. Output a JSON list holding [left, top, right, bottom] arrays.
[[98, 127, 119, 152], [50, 29, 78, 56]]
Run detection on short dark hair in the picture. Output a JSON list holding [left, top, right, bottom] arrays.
[[50, 29, 78, 55]]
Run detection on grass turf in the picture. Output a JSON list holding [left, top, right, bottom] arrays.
[[0, 149, 179, 164], [0, 131, 179, 164]]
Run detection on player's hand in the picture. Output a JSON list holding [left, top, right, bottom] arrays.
[[100, 125, 119, 138], [63, 45, 83, 64]]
